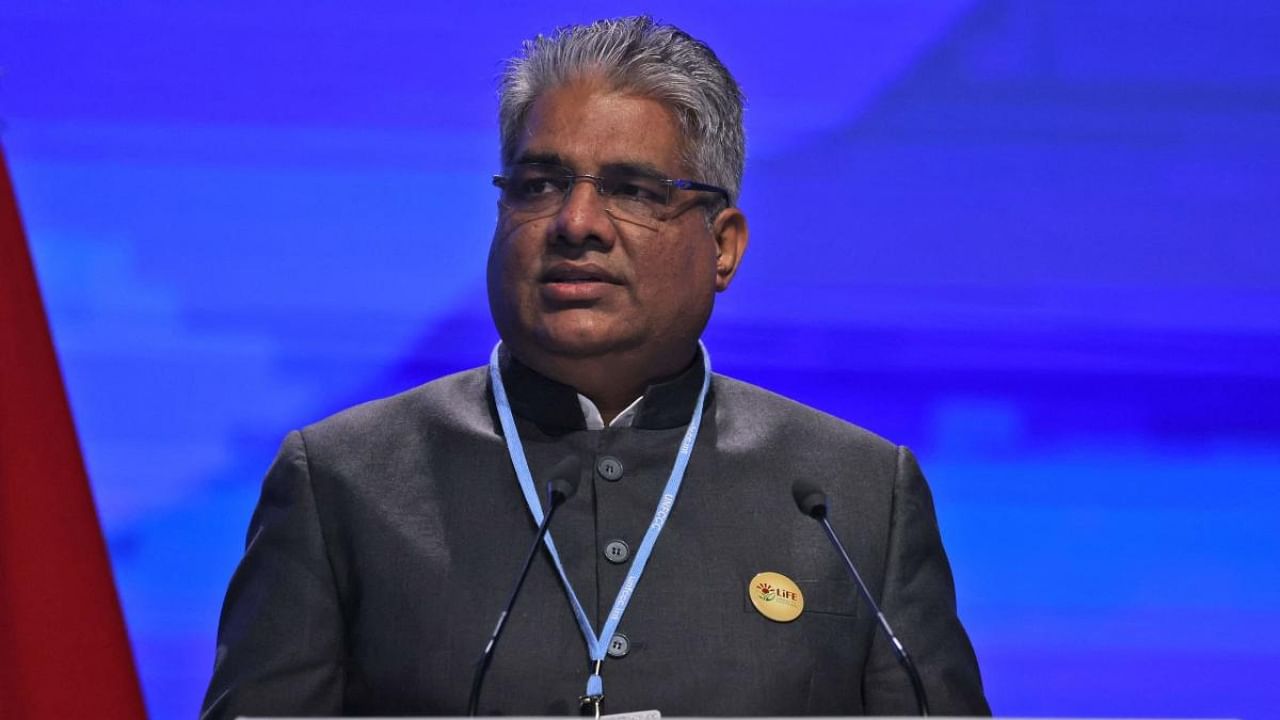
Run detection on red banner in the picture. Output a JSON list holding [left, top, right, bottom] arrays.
[[0, 148, 147, 718]]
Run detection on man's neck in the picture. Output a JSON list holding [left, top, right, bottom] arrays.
[[513, 342, 698, 425], [578, 393, 644, 429]]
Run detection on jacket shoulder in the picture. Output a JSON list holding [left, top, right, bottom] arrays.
[[298, 366, 492, 456], [711, 373, 899, 466]]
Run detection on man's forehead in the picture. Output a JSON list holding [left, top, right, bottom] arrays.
[[511, 150, 671, 179], [511, 85, 690, 176]]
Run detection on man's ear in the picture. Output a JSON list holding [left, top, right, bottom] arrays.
[[711, 208, 749, 292]]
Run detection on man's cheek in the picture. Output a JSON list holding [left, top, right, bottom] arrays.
[[496, 213, 545, 237]]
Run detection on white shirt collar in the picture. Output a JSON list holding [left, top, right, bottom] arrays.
[[577, 394, 644, 430]]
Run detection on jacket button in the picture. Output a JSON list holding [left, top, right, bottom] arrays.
[[596, 455, 624, 481], [607, 633, 630, 658], [603, 539, 630, 564]]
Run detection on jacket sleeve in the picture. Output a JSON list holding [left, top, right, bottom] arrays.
[[201, 430, 345, 720], [862, 446, 990, 716]]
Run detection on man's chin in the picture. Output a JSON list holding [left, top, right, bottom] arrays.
[[529, 322, 642, 359], [534, 333, 639, 359]]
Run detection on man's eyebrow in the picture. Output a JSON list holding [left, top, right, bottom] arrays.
[[512, 151, 563, 167], [511, 155, 675, 180], [599, 161, 670, 180]]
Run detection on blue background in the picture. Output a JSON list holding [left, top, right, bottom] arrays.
[[3, 2, 1278, 718]]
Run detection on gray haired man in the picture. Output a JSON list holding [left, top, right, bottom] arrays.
[[203, 16, 989, 718]]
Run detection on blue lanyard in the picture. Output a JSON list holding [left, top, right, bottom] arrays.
[[488, 341, 712, 709]]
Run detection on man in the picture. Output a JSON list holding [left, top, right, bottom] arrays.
[[203, 16, 988, 718]]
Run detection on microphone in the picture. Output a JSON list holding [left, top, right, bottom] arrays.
[[468, 457, 581, 716], [792, 480, 931, 717]]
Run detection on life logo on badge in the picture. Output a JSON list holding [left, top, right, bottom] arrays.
[[748, 571, 805, 622]]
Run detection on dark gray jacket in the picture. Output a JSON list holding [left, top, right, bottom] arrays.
[[202, 355, 988, 717]]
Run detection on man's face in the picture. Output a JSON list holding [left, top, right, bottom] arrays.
[[487, 79, 729, 364]]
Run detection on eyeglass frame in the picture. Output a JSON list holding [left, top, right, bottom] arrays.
[[491, 162, 733, 226]]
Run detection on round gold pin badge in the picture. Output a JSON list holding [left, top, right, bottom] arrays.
[[748, 571, 805, 622]]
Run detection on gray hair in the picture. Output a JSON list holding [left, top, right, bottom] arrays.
[[498, 16, 746, 206]]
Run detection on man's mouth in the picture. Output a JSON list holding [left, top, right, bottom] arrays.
[[540, 263, 623, 285], [539, 263, 623, 302]]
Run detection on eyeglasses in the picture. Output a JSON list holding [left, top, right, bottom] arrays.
[[492, 162, 731, 228]]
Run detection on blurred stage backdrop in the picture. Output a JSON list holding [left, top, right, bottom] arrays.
[[3, 1, 1278, 718]]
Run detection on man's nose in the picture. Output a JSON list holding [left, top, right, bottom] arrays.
[[553, 178, 613, 245]]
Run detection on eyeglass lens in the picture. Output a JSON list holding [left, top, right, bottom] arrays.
[[500, 164, 674, 224]]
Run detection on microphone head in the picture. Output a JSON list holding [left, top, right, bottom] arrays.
[[791, 480, 828, 519], [545, 456, 581, 506]]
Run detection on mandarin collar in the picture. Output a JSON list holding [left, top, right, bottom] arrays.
[[496, 345, 708, 431]]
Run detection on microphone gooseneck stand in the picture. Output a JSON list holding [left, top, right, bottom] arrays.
[[468, 458, 581, 716], [792, 481, 931, 717]]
